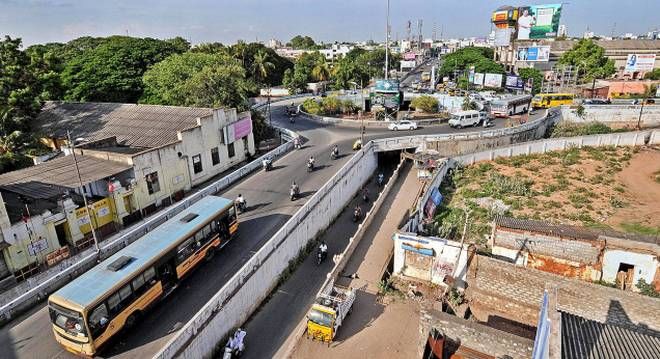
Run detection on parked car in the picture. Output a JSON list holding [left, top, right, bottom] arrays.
[[388, 120, 418, 131], [583, 98, 611, 105]]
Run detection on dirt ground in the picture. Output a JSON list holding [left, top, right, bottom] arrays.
[[447, 145, 660, 236], [290, 299, 421, 359]]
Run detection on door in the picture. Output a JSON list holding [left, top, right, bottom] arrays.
[[616, 263, 635, 290], [157, 259, 178, 293]]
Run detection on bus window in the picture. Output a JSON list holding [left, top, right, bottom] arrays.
[[88, 303, 109, 338], [49, 303, 86, 336], [177, 237, 195, 263]]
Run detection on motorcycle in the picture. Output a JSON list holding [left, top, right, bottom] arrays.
[[377, 174, 384, 187], [289, 116, 295, 123], [223, 328, 246, 359], [307, 161, 314, 172], [263, 160, 272, 172], [330, 148, 338, 160], [362, 191, 369, 202], [290, 186, 299, 201], [352, 208, 361, 222], [316, 249, 327, 265], [236, 200, 247, 213]]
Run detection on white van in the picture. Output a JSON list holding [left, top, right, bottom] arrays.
[[448, 110, 481, 128]]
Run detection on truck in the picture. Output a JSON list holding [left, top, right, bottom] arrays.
[[421, 71, 431, 82], [306, 281, 356, 343]]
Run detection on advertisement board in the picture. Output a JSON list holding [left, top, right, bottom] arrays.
[[233, 116, 253, 141], [517, 4, 562, 40], [516, 46, 551, 62], [494, 28, 513, 46], [400, 60, 416, 69], [473, 73, 485, 85], [375, 79, 400, 93], [403, 52, 416, 60], [484, 73, 503, 88], [492, 6, 519, 27], [505, 75, 525, 90], [624, 54, 656, 72], [371, 92, 401, 109], [468, 66, 475, 84]]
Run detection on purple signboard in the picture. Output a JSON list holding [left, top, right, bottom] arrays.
[[233, 116, 253, 141]]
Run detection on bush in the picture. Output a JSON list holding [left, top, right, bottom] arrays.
[[410, 95, 439, 113], [636, 279, 660, 298], [321, 96, 342, 115], [341, 99, 358, 114], [302, 98, 321, 115], [550, 121, 614, 138]]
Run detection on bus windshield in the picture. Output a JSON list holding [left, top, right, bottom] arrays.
[[532, 95, 543, 102], [308, 308, 334, 327], [49, 302, 87, 336]]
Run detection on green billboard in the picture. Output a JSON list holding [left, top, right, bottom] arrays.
[[517, 4, 562, 40]]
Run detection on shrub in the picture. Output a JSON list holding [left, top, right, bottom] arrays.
[[321, 96, 342, 115], [302, 98, 321, 115], [340, 99, 358, 114], [550, 121, 613, 138], [411, 95, 439, 113], [636, 279, 660, 298]]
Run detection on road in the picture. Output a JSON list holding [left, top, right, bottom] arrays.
[[0, 99, 518, 359], [400, 59, 438, 89]]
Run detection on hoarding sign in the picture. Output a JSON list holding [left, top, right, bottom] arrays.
[[371, 92, 401, 109], [506, 75, 525, 90], [404, 52, 416, 60], [494, 28, 513, 46], [516, 46, 550, 62], [468, 66, 475, 84], [400, 60, 416, 69], [492, 8, 519, 23], [430, 187, 443, 206], [233, 115, 253, 140], [517, 4, 562, 40], [625, 54, 656, 72], [375, 79, 400, 93], [473, 73, 485, 85], [28, 237, 49, 256], [484, 73, 503, 88]]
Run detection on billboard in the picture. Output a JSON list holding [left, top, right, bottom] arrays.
[[506, 75, 525, 90], [517, 4, 562, 40], [516, 46, 551, 62], [494, 28, 513, 46], [473, 73, 485, 85], [492, 6, 519, 28], [403, 52, 416, 60], [400, 60, 416, 69], [375, 79, 400, 93], [484, 73, 503, 88], [625, 54, 656, 72], [371, 92, 401, 109]]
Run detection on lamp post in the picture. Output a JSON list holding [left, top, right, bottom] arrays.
[[67, 130, 100, 254], [385, 0, 390, 80]]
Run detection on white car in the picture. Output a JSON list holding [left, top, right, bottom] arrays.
[[388, 120, 418, 131]]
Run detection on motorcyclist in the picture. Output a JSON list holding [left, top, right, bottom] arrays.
[[377, 172, 384, 185], [294, 137, 301, 149], [262, 156, 272, 169], [291, 181, 299, 194], [308, 156, 315, 169], [331, 144, 339, 158], [319, 241, 328, 255], [362, 187, 369, 201], [354, 205, 362, 218], [236, 194, 246, 209]]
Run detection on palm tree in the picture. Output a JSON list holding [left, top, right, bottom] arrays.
[[0, 107, 23, 154], [251, 50, 275, 84], [311, 57, 331, 83]]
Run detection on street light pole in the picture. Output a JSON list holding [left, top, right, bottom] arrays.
[[67, 130, 100, 254], [385, 0, 390, 80]]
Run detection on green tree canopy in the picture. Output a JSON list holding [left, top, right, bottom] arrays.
[[288, 35, 319, 50], [439, 47, 502, 79], [558, 39, 615, 82], [411, 95, 439, 113], [518, 67, 543, 95], [644, 68, 660, 80], [141, 52, 254, 110], [60, 36, 190, 103]]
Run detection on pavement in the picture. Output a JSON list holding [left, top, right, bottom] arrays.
[[0, 94, 528, 359], [289, 163, 424, 359]]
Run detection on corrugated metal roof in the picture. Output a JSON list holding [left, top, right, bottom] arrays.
[[0, 154, 132, 192], [494, 216, 658, 245], [36, 102, 213, 149], [561, 311, 660, 359]]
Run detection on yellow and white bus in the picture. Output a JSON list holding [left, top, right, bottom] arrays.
[[531, 93, 575, 108], [48, 195, 237, 356]]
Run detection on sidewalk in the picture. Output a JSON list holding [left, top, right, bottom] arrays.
[[289, 164, 424, 359]]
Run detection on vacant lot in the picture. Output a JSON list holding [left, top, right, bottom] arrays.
[[433, 146, 660, 244]]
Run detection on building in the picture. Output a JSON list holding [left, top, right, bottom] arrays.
[[497, 39, 660, 79], [491, 216, 659, 291], [319, 43, 354, 62], [0, 102, 254, 285], [266, 38, 282, 49]]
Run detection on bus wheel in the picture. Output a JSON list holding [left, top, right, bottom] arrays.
[[205, 246, 216, 261], [125, 312, 141, 330]]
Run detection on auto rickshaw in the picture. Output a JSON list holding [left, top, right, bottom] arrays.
[[352, 139, 362, 150]]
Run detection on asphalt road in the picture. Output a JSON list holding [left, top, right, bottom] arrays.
[[0, 99, 524, 359]]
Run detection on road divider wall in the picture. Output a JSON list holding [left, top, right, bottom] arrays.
[[154, 143, 378, 359], [0, 99, 300, 325], [560, 104, 660, 129]]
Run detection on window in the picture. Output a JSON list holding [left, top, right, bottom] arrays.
[[227, 143, 235, 158], [145, 172, 160, 195], [88, 303, 109, 338], [211, 147, 220, 166], [132, 273, 146, 292], [108, 293, 121, 315], [192, 154, 203, 174], [177, 237, 196, 263]]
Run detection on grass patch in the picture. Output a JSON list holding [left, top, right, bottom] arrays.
[[620, 222, 660, 236]]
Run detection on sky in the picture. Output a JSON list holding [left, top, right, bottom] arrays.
[[1, 0, 659, 47]]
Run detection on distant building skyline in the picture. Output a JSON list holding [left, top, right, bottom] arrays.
[[1, 0, 659, 46]]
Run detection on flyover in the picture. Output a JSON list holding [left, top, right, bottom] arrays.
[[0, 97, 511, 359]]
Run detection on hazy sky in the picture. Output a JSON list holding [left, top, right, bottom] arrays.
[[2, 0, 659, 46]]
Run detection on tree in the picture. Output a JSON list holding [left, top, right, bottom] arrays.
[[462, 95, 479, 111], [558, 39, 615, 82], [288, 35, 317, 50], [251, 50, 275, 85], [644, 68, 660, 80], [191, 42, 229, 55], [141, 52, 253, 110], [311, 56, 331, 82], [411, 95, 439, 113], [518, 68, 543, 95], [439, 47, 501, 79], [61, 36, 189, 103]]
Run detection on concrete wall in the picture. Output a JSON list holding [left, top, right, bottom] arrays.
[[560, 105, 660, 129], [154, 143, 378, 359]]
